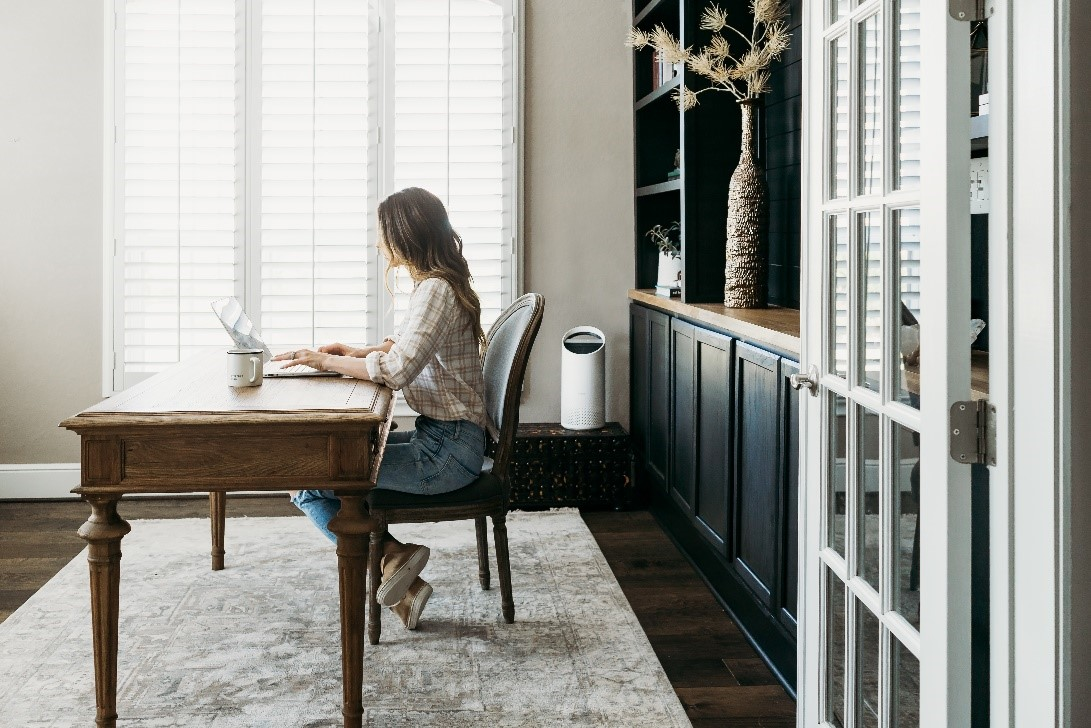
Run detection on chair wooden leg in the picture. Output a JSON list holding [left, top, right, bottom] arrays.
[[492, 513, 514, 623], [475, 517, 491, 591], [367, 522, 386, 645], [209, 491, 226, 571]]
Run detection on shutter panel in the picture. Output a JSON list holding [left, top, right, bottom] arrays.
[[391, 0, 509, 333], [119, 0, 240, 382], [259, 0, 372, 349]]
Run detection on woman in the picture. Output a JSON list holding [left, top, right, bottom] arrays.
[[274, 187, 489, 631]]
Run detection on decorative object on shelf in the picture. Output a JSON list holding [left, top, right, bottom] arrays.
[[724, 98, 767, 307], [627, 2, 791, 308], [646, 222, 682, 297], [651, 51, 681, 89], [666, 148, 681, 180], [500, 423, 636, 510]]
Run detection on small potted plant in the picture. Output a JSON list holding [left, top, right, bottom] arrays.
[[647, 222, 682, 296]]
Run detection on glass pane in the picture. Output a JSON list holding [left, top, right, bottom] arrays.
[[828, 393, 848, 558], [894, 0, 922, 189], [826, 567, 847, 728], [856, 602, 881, 728], [831, 214, 850, 378], [893, 421, 921, 631], [830, 33, 850, 199], [894, 208, 922, 407], [859, 13, 882, 195], [858, 407, 881, 591], [860, 211, 882, 391], [831, 0, 851, 23], [892, 637, 921, 727]]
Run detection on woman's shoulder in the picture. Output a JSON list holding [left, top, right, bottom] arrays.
[[414, 276, 456, 300]]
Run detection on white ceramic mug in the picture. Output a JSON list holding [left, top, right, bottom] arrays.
[[227, 349, 263, 387]]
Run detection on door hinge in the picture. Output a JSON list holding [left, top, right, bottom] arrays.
[[949, 400, 996, 466], [949, 0, 993, 22]]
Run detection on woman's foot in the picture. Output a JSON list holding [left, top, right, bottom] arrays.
[[390, 577, 433, 630], [377, 540, 430, 606]]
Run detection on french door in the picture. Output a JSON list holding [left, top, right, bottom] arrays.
[[799, 1, 973, 726]]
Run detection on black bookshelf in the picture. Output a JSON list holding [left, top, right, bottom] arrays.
[[632, 0, 802, 308]]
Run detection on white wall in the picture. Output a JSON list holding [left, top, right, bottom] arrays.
[[0, 0, 635, 468], [520, 0, 634, 428], [0, 0, 104, 465]]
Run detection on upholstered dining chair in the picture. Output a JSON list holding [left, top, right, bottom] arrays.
[[364, 292, 545, 645]]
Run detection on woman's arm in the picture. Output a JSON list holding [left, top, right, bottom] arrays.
[[271, 340, 394, 378], [362, 278, 453, 390], [317, 340, 394, 358]]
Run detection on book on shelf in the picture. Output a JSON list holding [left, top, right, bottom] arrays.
[[655, 284, 681, 298]]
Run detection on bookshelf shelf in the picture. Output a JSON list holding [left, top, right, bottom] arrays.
[[634, 0, 671, 27], [635, 77, 681, 111], [636, 180, 681, 197]]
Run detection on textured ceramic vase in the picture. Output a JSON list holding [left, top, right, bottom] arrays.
[[724, 99, 768, 308]]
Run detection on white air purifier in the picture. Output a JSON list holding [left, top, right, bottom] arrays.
[[560, 326, 606, 430]]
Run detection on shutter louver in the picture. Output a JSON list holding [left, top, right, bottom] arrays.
[[259, 0, 372, 349], [119, 0, 239, 383], [391, 0, 508, 333]]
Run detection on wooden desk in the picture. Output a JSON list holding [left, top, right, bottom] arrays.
[[60, 352, 395, 728]]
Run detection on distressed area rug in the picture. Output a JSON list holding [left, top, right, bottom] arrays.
[[0, 510, 689, 727]]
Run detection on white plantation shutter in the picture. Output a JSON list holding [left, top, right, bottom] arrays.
[[258, 0, 373, 349], [118, 0, 240, 385], [111, 0, 517, 390], [388, 0, 512, 333]]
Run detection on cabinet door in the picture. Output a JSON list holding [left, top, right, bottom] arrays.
[[630, 304, 671, 495], [732, 341, 782, 606], [670, 318, 696, 514], [629, 304, 649, 469], [693, 326, 733, 553], [646, 308, 671, 492], [779, 358, 800, 633]]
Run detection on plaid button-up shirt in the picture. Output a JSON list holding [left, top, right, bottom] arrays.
[[364, 277, 490, 431]]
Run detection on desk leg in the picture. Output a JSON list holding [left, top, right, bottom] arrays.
[[210, 491, 226, 571], [77, 496, 132, 728], [328, 494, 376, 728]]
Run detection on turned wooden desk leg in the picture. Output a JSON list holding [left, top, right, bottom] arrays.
[[210, 491, 226, 571], [77, 495, 132, 728], [328, 494, 376, 728]]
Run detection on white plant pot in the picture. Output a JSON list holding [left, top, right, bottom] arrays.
[[656, 254, 682, 288]]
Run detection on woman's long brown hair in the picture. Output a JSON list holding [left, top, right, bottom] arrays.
[[376, 187, 485, 346]]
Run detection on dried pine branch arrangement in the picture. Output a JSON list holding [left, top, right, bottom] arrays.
[[626, 0, 791, 109]]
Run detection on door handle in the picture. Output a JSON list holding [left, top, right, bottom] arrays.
[[790, 365, 820, 397]]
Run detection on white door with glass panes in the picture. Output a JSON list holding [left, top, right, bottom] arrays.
[[799, 1, 973, 726]]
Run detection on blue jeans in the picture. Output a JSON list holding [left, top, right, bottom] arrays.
[[291, 416, 486, 542]]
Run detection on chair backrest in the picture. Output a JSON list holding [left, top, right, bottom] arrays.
[[482, 292, 545, 482]]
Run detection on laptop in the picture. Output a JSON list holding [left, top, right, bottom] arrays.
[[211, 297, 341, 378]]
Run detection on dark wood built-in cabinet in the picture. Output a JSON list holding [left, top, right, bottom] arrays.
[[630, 0, 804, 693], [630, 293, 801, 689]]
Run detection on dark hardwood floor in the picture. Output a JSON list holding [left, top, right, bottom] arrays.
[[0, 497, 795, 726]]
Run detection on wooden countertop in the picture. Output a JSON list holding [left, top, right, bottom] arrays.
[[904, 350, 990, 401], [629, 289, 801, 358], [630, 289, 990, 400]]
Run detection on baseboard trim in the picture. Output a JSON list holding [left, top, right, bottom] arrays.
[[0, 463, 81, 499], [0, 464, 287, 500]]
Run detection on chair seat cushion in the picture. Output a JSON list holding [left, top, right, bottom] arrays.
[[366, 472, 504, 512]]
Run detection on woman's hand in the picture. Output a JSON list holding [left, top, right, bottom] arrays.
[[318, 342, 361, 357], [271, 348, 332, 371]]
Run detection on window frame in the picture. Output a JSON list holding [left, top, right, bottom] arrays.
[[101, 0, 524, 397]]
